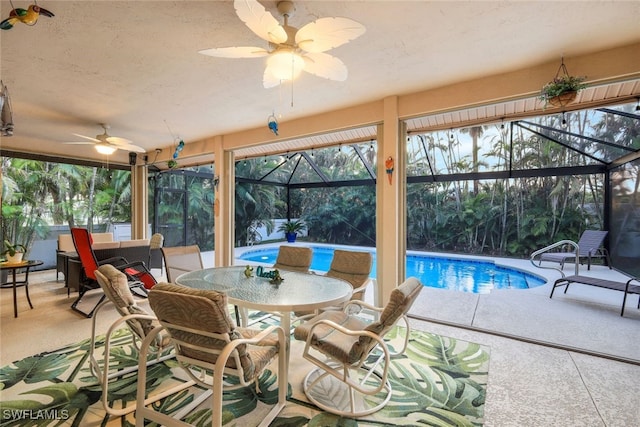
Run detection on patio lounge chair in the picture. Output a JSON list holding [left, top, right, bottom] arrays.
[[70, 227, 157, 317], [537, 230, 611, 270], [550, 273, 640, 316]]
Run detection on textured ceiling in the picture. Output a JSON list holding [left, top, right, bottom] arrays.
[[1, 1, 639, 166]]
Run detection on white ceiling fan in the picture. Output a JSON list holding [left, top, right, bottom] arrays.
[[64, 124, 145, 154], [199, 0, 366, 88]]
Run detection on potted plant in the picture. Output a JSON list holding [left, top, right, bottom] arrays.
[[539, 58, 587, 107], [277, 219, 307, 243], [540, 75, 587, 107], [2, 240, 27, 263]]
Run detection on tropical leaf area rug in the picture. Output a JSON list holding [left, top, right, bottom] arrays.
[[0, 315, 490, 427]]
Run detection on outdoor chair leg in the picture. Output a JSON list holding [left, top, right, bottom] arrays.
[[71, 289, 105, 318]]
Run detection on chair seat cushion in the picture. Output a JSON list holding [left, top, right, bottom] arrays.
[[237, 327, 281, 377], [294, 310, 368, 364]]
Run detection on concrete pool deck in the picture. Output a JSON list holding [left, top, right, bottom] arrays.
[[234, 243, 639, 362], [411, 256, 640, 361]]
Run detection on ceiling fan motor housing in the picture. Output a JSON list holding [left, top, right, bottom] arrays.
[[277, 1, 295, 18]]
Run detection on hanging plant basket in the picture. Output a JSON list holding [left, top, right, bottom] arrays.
[[548, 90, 578, 107], [539, 57, 587, 107]]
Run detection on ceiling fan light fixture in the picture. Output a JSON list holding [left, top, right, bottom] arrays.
[[267, 49, 304, 80], [95, 142, 116, 155]]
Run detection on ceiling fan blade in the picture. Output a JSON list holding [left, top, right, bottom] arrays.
[[71, 133, 100, 143], [234, 0, 287, 44], [105, 136, 133, 146], [62, 141, 94, 145], [302, 52, 348, 81], [263, 65, 284, 89], [296, 17, 366, 53], [198, 46, 269, 58], [104, 136, 146, 153]]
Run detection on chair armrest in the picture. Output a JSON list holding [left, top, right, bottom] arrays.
[[531, 239, 578, 260], [118, 260, 151, 270], [236, 325, 286, 347], [351, 278, 373, 297], [530, 239, 579, 276], [304, 318, 390, 367], [339, 301, 411, 355], [98, 256, 129, 267], [343, 299, 383, 314], [216, 325, 287, 387], [307, 318, 384, 345], [91, 299, 157, 336]]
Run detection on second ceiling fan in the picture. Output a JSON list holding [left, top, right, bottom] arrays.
[[64, 124, 145, 154], [199, 0, 366, 88]]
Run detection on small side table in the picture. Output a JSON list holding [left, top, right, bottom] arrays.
[[1, 260, 44, 318]]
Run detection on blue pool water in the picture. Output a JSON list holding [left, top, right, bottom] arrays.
[[238, 246, 546, 293]]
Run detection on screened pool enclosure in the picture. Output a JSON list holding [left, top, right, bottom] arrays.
[[2, 101, 638, 277]]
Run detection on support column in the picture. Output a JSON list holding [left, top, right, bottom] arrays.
[[214, 138, 235, 267], [375, 96, 406, 306], [130, 164, 148, 239]]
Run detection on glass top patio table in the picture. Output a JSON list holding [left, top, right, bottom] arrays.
[[175, 266, 353, 314]]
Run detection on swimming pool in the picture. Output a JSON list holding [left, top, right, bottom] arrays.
[[237, 246, 546, 293]]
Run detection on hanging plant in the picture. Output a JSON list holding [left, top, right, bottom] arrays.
[[539, 58, 587, 107]]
